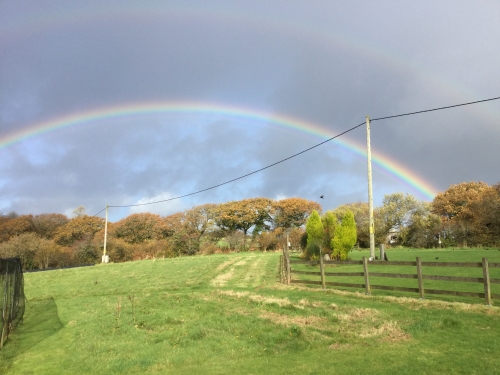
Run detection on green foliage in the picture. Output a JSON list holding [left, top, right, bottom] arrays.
[[380, 193, 421, 244], [331, 210, 357, 260], [305, 210, 323, 259], [404, 204, 441, 248], [306, 210, 323, 245], [305, 242, 320, 260], [299, 232, 308, 250], [75, 237, 99, 263], [321, 211, 337, 255]]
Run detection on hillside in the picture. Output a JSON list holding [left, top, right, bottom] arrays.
[[1, 252, 500, 374]]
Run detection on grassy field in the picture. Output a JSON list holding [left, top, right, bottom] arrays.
[[1, 250, 500, 374]]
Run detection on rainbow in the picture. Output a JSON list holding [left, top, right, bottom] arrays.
[[0, 101, 439, 199]]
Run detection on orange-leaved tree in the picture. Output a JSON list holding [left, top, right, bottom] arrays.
[[432, 181, 493, 247], [113, 213, 166, 244], [272, 198, 321, 230], [53, 215, 104, 246]]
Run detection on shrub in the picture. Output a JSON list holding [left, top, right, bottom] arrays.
[[304, 210, 323, 260], [331, 210, 357, 260]]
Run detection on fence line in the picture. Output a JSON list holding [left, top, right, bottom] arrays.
[[281, 251, 499, 305], [0, 258, 25, 349]]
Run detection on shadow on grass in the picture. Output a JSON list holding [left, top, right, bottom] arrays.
[[0, 297, 63, 373]]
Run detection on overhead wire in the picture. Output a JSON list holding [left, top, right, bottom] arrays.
[[92, 95, 500, 216], [371, 96, 500, 122], [107, 121, 366, 209]]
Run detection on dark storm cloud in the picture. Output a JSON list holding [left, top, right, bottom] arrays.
[[1, 0, 500, 219]]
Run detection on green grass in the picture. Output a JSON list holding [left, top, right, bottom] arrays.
[[1, 250, 500, 374]]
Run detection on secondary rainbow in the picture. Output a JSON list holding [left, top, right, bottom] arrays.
[[0, 102, 439, 200]]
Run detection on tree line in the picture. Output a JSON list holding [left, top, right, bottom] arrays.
[[0, 181, 498, 270]]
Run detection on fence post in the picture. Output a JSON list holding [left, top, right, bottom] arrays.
[[1, 263, 9, 349], [319, 254, 326, 290], [9, 265, 17, 326], [416, 257, 425, 299], [285, 247, 291, 286], [279, 253, 283, 283], [482, 258, 492, 306], [362, 257, 371, 295], [379, 244, 385, 261]]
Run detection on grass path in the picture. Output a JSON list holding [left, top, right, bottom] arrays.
[[1, 251, 500, 374]]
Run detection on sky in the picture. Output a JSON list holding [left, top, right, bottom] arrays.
[[1, 1, 499, 222]]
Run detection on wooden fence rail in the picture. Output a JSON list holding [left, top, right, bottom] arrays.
[[280, 251, 500, 305]]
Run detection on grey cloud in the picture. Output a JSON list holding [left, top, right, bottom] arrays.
[[1, 1, 500, 219]]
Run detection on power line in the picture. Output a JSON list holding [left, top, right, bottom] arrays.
[[371, 96, 500, 122], [93, 95, 500, 216], [93, 207, 106, 217], [107, 121, 366, 209]]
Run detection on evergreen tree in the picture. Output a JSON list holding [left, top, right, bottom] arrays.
[[305, 210, 323, 259], [331, 210, 357, 260], [321, 211, 337, 255]]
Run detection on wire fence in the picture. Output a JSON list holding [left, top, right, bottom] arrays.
[[1, 258, 25, 349]]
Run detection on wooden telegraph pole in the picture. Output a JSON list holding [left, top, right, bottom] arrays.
[[102, 204, 109, 263], [366, 116, 375, 259]]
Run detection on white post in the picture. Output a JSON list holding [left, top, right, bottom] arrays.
[[366, 116, 375, 259], [102, 204, 109, 263]]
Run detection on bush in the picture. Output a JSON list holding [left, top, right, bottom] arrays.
[[106, 238, 134, 262], [304, 242, 320, 260], [74, 237, 99, 263], [331, 210, 357, 260], [199, 244, 221, 255], [304, 210, 323, 260]]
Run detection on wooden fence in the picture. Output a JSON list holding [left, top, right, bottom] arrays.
[[280, 248, 500, 305]]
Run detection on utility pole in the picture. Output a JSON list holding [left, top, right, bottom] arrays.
[[102, 204, 109, 263], [366, 116, 375, 259]]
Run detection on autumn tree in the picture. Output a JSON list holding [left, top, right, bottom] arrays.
[[465, 184, 500, 246], [432, 181, 493, 247], [272, 198, 321, 229], [0, 232, 59, 270], [331, 210, 357, 260], [304, 210, 323, 259], [257, 231, 279, 251], [432, 181, 490, 219], [183, 203, 218, 251], [34, 238, 62, 269], [0, 214, 34, 243], [31, 213, 69, 239], [113, 213, 168, 244], [53, 215, 104, 246], [288, 227, 306, 251], [163, 212, 200, 256], [214, 198, 273, 251]]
